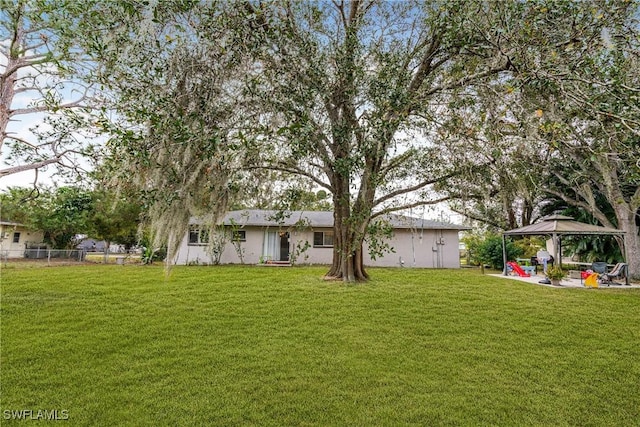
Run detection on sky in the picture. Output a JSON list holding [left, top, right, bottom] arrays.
[[0, 169, 48, 189]]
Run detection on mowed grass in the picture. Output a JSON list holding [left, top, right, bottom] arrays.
[[1, 265, 639, 426]]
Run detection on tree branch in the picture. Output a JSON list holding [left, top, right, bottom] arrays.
[[379, 149, 418, 176], [544, 187, 615, 229], [373, 167, 467, 207], [4, 134, 38, 149], [0, 157, 62, 178], [8, 94, 90, 117], [422, 59, 512, 98], [244, 163, 332, 192], [449, 206, 504, 229]]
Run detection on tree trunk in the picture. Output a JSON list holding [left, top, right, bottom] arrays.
[[624, 231, 639, 281], [103, 241, 111, 264], [614, 206, 640, 280], [325, 226, 368, 282], [0, 18, 22, 154], [595, 159, 640, 280], [325, 193, 369, 282]]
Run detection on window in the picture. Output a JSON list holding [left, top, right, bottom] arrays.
[[231, 230, 246, 242], [313, 231, 334, 247], [188, 226, 209, 245], [12, 232, 20, 243]]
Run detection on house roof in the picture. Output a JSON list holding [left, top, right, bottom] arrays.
[[503, 215, 624, 236], [0, 221, 25, 227], [190, 210, 470, 231]]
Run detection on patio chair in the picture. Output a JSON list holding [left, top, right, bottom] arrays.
[[599, 263, 628, 286], [591, 262, 608, 275]]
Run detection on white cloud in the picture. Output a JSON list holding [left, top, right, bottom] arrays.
[[0, 168, 51, 189]]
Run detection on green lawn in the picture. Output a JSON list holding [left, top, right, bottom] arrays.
[[1, 265, 639, 426]]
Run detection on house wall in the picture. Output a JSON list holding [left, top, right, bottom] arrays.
[[175, 226, 461, 268], [293, 228, 334, 265], [362, 229, 461, 268], [0, 225, 45, 257]]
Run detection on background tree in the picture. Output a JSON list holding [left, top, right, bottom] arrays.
[[89, 2, 251, 265], [509, 0, 639, 277], [1, 183, 140, 251], [434, 82, 549, 231], [431, 0, 639, 277], [87, 185, 141, 259], [4, 186, 92, 249], [462, 231, 524, 271], [0, 185, 35, 223]]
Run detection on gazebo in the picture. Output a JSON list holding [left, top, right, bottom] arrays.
[[502, 215, 626, 276]]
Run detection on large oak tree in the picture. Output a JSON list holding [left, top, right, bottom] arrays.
[[221, 0, 519, 281], [528, 1, 640, 278], [428, 0, 639, 277]]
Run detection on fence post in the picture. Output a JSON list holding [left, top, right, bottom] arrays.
[[47, 249, 51, 265]]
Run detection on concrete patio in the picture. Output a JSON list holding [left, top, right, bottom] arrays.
[[491, 272, 640, 289]]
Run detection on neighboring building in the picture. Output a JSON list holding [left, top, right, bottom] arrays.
[[76, 238, 125, 253], [175, 210, 470, 268], [77, 238, 107, 252], [0, 221, 45, 257]]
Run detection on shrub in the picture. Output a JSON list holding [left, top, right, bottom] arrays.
[[474, 234, 523, 270]]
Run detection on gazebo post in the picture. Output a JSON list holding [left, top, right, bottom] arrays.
[[553, 233, 561, 269], [502, 234, 508, 276], [559, 236, 563, 269]]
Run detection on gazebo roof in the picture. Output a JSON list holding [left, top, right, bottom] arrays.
[[503, 215, 625, 236]]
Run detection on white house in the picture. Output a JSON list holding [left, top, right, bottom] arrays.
[[0, 221, 45, 258], [175, 210, 470, 268]]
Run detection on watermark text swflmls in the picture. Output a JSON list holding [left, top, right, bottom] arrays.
[[3, 409, 69, 421]]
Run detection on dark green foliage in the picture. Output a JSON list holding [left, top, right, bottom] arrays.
[[0, 187, 37, 223], [0, 185, 141, 250], [2, 186, 90, 248], [467, 233, 522, 270], [7, 186, 93, 249], [511, 236, 546, 259], [562, 235, 623, 264], [89, 187, 141, 250]]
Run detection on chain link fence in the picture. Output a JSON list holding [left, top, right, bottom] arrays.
[[2, 247, 145, 266], [1, 248, 86, 264]]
